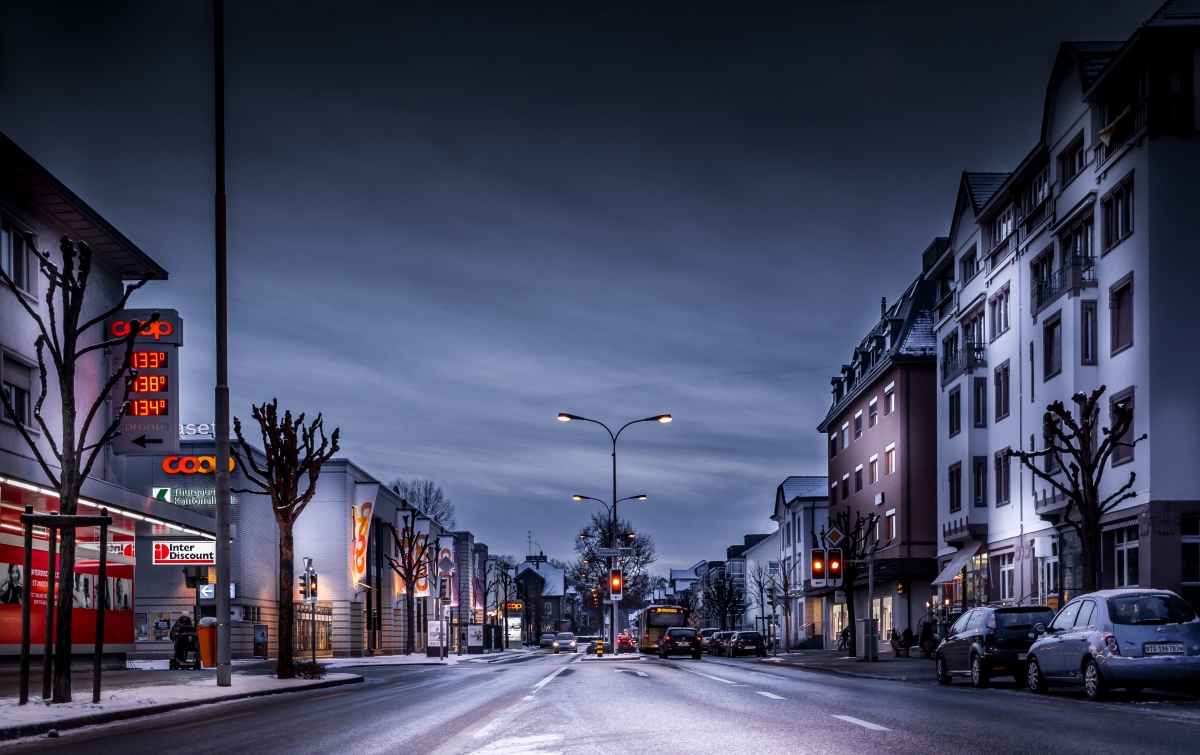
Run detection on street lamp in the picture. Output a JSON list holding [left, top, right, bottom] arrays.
[[558, 413, 670, 647]]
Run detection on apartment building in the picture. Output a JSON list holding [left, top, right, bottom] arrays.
[[769, 475, 828, 648], [817, 273, 941, 644], [931, 3, 1200, 611]]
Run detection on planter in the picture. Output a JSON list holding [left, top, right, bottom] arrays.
[[894, 647, 910, 658]]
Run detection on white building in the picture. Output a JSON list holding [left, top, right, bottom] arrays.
[[930, 3, 1200, 612], [739, 529, 779, 635], [769, 476, 828, 648]]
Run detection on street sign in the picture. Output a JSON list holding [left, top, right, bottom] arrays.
[[687, 613, 701, 627], [595, 547, 634, 557], [108, 309, 182, 456], [824, 525, 845, 548], [438, 557, 455, 573]]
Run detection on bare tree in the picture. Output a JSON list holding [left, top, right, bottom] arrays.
[[484, 555, 517, 648], [0, 234, 153, 703], [703, 575, 743, 631], [388, 478, 456, 530], [670, 585, 699, 615], [824, 508, 878, 657], [772, 559, 798, 652], [568, 510, 658, 610], [748, 563, 774, 633], [1007, 387, 1146, 594], [232, 400, 339, 679], [385, 510, 431, 655]]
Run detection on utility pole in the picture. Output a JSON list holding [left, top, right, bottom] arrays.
[[212, 0, 232, 688]]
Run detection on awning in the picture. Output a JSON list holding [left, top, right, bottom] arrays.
[[1101, 517, 1139, 533], [933, 540, 982, 584]]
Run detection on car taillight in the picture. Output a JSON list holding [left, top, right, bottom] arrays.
[[1103, 635, 1120, 655]]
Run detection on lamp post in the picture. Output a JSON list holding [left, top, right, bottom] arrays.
[[558, 413, 670, 647]]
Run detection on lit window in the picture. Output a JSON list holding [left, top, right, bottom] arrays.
[[868, 455, 879, 485], [884, 444, 896, 476]]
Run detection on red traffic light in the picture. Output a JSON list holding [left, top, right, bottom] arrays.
[[811, 549, 827, 587], [828, 548, 843, 585], [609, 569, 623, 600]]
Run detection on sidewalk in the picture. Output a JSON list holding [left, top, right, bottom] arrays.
[[762, 648, 936, 682], [0, 669, 362, 741]]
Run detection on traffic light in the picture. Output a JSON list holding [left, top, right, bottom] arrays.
[[299, 575, 309, 600], [828, 548, 843, 586], [309, 572, 318, 599], [610, 569, 623, 601], [811, 549, 827, 587]]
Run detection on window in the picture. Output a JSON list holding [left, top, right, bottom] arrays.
[[1102, 175, 1134, 252], [841, 423, 849, 450], [960, 245, 979, 283], [1043, 312, 1062, 380], [994, 449, 1011, 506], [854, 465, 863, 493], [868, 398, 878, 428], [948, 463, 962, 513], [884, 383, 895, 415], [841, 474, 850, 501], [868, 455, 879, 485], [992, 208, 1014, 249], [885, 509, 897, 541], [1081, 300, 1097, 365], [854, 411, 863, 440], [828, 434, 837, 460], [994, 361, 1010, 421], [1110, 387, 1136, 466], [1024, 167, 1050, 212], [989, 288, 1010, 340], [1110, 273, 1134, 355], [997, 552, 1015, 601], [972, 456, 988, 507], [973, 377, 987, 428], [948, 386, 961, 437], [884, 443, 896, 476], [1114, 526, 1139, 587], [963, 310, 984, 349], [1182, 515, 1200, 609], [1, 226, 30, 293], [1063, 218, 1093, 263], [1044, 416, 1063, 474], [1049, 601, 1079, 632], [2, 357, 32, 427], [1074, 599, 1097, 629], [1058, 134, 1086, 185]]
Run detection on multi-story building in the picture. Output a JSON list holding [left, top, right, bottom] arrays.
[[739, 530, 779, 635], [817, 272, 941, 646], [931, 3, 1200, 612], [770, 475, 828, 648]]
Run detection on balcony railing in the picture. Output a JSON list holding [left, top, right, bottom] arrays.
[[1031, 255, 1096, 315], [1018, 196, 1055, 242], [940, 342, 986, 383]]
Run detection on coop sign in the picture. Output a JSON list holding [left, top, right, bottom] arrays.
[[162, 455, 236, 474], [152, 540, 216, 565]]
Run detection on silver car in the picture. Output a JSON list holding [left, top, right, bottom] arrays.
[[1025, 589, 1200, 700]]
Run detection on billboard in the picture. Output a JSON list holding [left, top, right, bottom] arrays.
[[108, 309, 182, 456], [152, 540, 216, 565]]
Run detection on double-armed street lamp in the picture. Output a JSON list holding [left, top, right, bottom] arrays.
[[558, 413, 670, 646]]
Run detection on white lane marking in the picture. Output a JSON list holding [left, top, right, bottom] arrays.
[[750, 671, 786, 679], [833, 715, 891, 731], [756, 691, 785, 700], [683, 668, 736, 684], [470, 733, 564, 755], [530, 665, 570, 694]]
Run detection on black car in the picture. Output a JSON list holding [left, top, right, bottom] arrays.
[[659, 627, 702, 659], [936, 605, 1057, 686], [709, 631, 733, 656], [726, 630, 767, 658]]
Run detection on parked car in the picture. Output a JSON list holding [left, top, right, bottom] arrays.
[[699, 628, 720, 652], [551, 632, 578, 653], [726, 630, 767, 658], [616, 632, 637, 654], [1025, 589, 1200, 700], [709, 631, 733, 656], [659, 627, 702, 659], [934, 605, 1056, 686], [540, 632, 557, 649]]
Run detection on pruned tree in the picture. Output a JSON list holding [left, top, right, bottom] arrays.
[[670, 585, 699, 615], [0, 234, 154, 703], [703, 575, 744, 631], [388, 478, 456, 530], [385, 509, 432, 655], [772, 559, 798, 652], [232, 400, 339, 679], [748, 563, 774, 630], [1007, 386, 1146, 594], [824, 508, 878, 657], [569, 511, 658, 611]]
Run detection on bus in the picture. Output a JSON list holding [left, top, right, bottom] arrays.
[[637, 605, 688, 653]]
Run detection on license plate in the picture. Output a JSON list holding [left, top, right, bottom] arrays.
[[1017, 653, 1028, 660], [746, 645, 757, 649], [1144, 643, 1185, 655]]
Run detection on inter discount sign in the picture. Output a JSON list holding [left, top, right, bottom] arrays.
[[153, 540, 216, 565]]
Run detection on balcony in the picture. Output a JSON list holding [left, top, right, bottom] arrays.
[[940, 342, 986, 385], [987, 231, 1017, 271], [943, 517, 988, 545], [1018, 196, 1055, 243], [1030, 256, 1097, 316]]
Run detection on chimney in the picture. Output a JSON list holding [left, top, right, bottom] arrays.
[[880, 297, 887, 319]]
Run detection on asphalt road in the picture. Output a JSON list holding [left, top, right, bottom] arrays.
[[4, 652, 1200, 754]]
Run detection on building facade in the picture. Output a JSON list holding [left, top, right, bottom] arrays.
[[770, 475, 828, 648], [931, 5, 1200, 613]]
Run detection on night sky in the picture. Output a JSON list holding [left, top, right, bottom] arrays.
[[0, 1, 1164, 569]]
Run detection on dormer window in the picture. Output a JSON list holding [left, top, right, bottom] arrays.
[[991, 207, 1014, 249]]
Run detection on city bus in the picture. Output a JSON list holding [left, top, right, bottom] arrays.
[[637, 605, 688, 653]]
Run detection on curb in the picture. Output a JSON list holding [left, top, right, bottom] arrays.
[[0, 674, 364, 742], [759, 658, 924, 682]]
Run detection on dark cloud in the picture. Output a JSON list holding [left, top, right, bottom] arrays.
[[0, 1, 1162, 567]]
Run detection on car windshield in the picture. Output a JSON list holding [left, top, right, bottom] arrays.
[[556, 633, 574, 640], [996, 609, 1056, 629], [737, 632, 762, 640], [1107, 595, 1197, 625], [667, 628, 697, 638]]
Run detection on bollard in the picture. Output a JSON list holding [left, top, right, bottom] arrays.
[[596, 639, 604, 657]]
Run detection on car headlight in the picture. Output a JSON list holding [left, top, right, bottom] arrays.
[[552, 641, 559, 647]]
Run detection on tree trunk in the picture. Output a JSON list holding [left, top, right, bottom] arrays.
[[278, 521, 295, 679], [1079, 523, 1101, 594], [844, 586, 857, 657], [52, 517, 77, 703], [405, 584, 415, 655]]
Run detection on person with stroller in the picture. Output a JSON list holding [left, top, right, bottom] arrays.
[[170, 611, 198, 668]]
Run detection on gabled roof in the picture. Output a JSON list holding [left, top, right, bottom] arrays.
[[1145, 0, 1200, 27], [517, 561, 565, 597], [963, 172, 1010, 213], [773, 476, 829, 522], [0, 130, 167, 281]]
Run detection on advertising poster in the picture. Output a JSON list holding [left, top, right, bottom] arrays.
[[151, 611, 173, 641], [351, 484, 380, 586], [467, 624, 483, 648], [413, 518, 431, 598], [427, 619, 443, 648], [472, 545, 487, 613]]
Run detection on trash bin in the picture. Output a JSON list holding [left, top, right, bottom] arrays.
[[197, 616, 218, 669]]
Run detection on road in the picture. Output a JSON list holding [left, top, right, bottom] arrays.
[[4, 652, 1199, 754]]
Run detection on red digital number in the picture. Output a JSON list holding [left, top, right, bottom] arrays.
[[128, 399, 168, 416], [131, 351, 168, 370], [131, 375, 168, 393]]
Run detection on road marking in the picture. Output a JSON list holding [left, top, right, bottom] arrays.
[[530, 665, 570, 693], [683, 669, 737, 684], [756, 691, 785, 700], [833, 715, 891, 731], [751, 671, 786, 679], [160, 710, 252, 731]]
